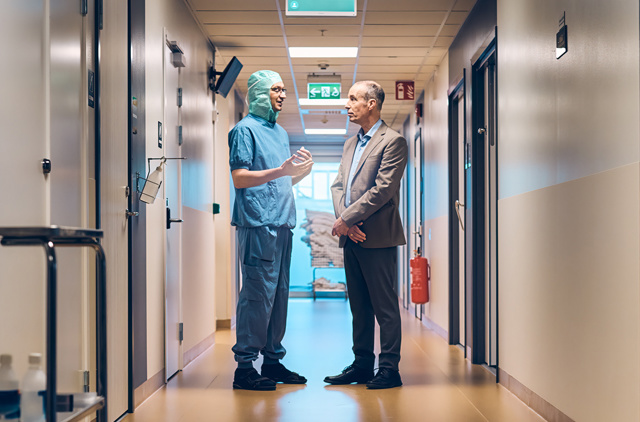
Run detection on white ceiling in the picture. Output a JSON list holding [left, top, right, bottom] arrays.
[[186, 0, 477, 144]]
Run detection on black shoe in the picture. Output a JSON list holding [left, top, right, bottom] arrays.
[[261, 362, 307, 384], [366, 368, 402, 389], [324, 363, 374, 385], [233, 368, 276, 391]]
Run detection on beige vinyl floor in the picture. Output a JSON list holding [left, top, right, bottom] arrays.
[[122, 298, 545, 422]]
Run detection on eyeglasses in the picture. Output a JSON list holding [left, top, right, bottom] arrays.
[[271, 87, 287, 95]]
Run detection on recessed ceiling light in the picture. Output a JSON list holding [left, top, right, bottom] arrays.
[[305, 128, 347, 135], [289, 47, 358, 58], [299, 98, 348, 106]]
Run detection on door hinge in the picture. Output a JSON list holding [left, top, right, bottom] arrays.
[[177, 88, 183, 107], [179, 322, 184, 342], [83, 370, 90, 392], [81, 0, 88, 16]]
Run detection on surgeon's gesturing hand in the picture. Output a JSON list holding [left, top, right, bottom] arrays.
[[281, 146, 313, 180]]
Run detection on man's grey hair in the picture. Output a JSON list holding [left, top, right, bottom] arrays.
[[355, 81, 385, 110]]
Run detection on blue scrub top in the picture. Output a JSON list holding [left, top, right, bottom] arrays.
[[229, 113, 296, 229]]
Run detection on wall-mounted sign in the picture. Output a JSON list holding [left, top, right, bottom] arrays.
[[308, 83, 341, 99], [395, 81, 415, 101], [556, 12, 567, 59], [287, 0, 356, 17]]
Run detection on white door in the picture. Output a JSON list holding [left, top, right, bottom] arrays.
[[164, 31, 183, 380], [49, 0, 89, 396]]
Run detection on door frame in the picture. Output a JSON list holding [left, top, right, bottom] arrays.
[[447, 75, 465, 346], [469, 36, 498, 367], [128, 0, 147, 411], [413, 127, 424, 321], [162, 29, 184, 381], [401, 116, 411, 310]]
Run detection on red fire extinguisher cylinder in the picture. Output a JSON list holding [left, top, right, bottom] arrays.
[[410, 255, 430, 304]]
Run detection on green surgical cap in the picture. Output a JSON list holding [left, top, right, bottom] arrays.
[[247, 70, 283, 123]]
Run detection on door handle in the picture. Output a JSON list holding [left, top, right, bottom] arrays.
[[455, 200, 465, 231], [478, 127, 486, 135], [166, 207, 183, 229]]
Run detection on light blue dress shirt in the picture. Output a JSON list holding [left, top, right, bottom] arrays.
[[345, 119, 383, 207]]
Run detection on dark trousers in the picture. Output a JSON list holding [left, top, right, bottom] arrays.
[[344, 240, 401, 371]]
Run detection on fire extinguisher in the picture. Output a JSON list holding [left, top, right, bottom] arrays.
[[410, 251, 430, 304]]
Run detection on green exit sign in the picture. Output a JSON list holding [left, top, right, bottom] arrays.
[[308, 83, 341, 99], [287, 0, 357, 16]]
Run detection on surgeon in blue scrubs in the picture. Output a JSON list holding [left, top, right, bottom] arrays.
[[229, 70, 313, 391]]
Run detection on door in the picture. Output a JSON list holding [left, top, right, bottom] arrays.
[[49, 0, 91, 397], [448, 78, 466, 347], [398, 175, 408, 308], [401, 118, 411, 310], [481, 50, 498, 368], [164, 32, 184, 380], [100, 0, 131, 417], [412, 128, 424, 320], [129, 0, 148, 406], [467, 39, 498, 368]]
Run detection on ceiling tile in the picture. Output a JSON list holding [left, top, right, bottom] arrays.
[[189, 0, 477, 141], [367, 0, 455, 11], [365, 11, 448, 25], [206, 24, 283, 37]]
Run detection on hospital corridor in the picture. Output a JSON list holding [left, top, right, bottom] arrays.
[[1, 0, 639, 421], [122, 300, 544, 422]]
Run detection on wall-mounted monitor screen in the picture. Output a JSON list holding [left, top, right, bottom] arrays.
[[286, 0, 357, 17], [215, 56, 243, 98]]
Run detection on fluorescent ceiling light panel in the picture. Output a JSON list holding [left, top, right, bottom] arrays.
[[299, 98, 348, 106], [289, 47, 358, 58], [305, 129, 347, 135]]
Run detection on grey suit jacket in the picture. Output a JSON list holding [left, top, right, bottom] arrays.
[[330, 121, 408, 248]]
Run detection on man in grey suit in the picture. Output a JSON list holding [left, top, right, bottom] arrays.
[[324, 81, 408, 389]]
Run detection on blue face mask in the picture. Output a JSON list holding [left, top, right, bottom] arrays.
[[247, 70, 283, 123]]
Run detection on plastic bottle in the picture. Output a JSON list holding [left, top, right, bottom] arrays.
[[20, 354, 45, 422], [0, 354, 20, 420]]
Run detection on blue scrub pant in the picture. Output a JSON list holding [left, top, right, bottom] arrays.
[[232, 226, 293, 365]]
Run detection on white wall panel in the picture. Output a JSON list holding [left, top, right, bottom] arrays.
[[0, 1, 48, 378], [498, 0, 640, 198], [422, 54, 450, 332], [497, 0, 640, 419], [182, 206, 216, 352], [214, 92, 233, 322], [499, 164, 640, 421]]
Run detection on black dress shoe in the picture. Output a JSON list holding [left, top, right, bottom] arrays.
[[324, 363, 374, 385], [233, 368, 276, 391], [261, 362, 307, 384], [366, 368, 403, 389]]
